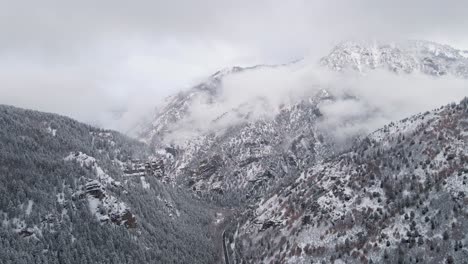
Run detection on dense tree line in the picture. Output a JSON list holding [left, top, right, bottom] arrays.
[[0, 105, 218, 264]]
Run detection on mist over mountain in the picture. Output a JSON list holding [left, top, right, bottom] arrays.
[[1, 2, 468, 263], [1, 0, 468, 132], [139, 40, 467, 145], [0, 38, 467, 264]]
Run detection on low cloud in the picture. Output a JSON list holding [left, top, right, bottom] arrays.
[[320, 70, 467, 141], [0, 40, 249, 133], [1, 1, 468, 133], [162, 63, 467, 145]]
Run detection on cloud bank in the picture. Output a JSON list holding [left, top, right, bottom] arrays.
[[0, 0, 467, 132], [162, 63, 467, 144], [319, 70, 467, 141]]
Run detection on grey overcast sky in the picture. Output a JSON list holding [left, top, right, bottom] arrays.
[[1, 0, 467, 131]]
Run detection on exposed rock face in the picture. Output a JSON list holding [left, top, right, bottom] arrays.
[[111, 210, 137, 228], [146, 160, 165, 177], [124, 159, 164, 178], [18, 228, 34, 238], [73, 179, 138, 228], [84, 180, 106, 199], [64, 153, 138, 229], [123, 159, 147, 176]]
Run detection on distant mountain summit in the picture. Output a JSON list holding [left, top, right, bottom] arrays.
[[321, 40, 468, 77], [134, 40, 468, 204], [141, 40, 468, 145]]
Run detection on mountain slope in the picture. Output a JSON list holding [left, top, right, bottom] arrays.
[[2, 39, 467, 264], [131, 39, 468, 264], [137, 40, 468, 207], [229, 98, 467, 263], [0, 105, 219, 264]]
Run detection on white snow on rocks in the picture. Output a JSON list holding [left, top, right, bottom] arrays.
[[140, 176, 150, 189], [47, 126, 57, 136], [25, 200, 33, 216], [64, 152, 117, 186]]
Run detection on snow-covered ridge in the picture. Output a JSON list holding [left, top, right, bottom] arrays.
[[321, 40, 468, 77], [231, 98, 468, 263], [138, 64, 274, 145], [65, 152, 120, 186], [140, 39, 468, 148], [136, 40, 467, 207]]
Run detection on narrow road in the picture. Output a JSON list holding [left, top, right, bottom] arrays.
[[209, 208, 236, 264], [222, 230, 230, 264]]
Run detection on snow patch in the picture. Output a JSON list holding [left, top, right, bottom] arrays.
[[459, 50, 468, 58], [65, 152, 117, 186], [25, 200, 33, 216], [140, 176, 150, 189], [56, 192, 65, 205], [47, 126, 57, 136]]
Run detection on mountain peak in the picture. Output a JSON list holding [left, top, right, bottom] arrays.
[[321, 39, 468, 77]]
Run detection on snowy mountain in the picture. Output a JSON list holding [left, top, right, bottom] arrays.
[[136, 63, 336, 205], [132, 39, 468, 263], [140, 40, 468, 149], [1, 40, 467, 264], [321, 40, 468, 77], [136, 40, 468, 203], [229, 98, 468, 263], [138, 64, 280, 146]]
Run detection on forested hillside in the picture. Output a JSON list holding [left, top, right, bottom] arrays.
[[0, 105, 219, 264], [229, 98, 468, 263]]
